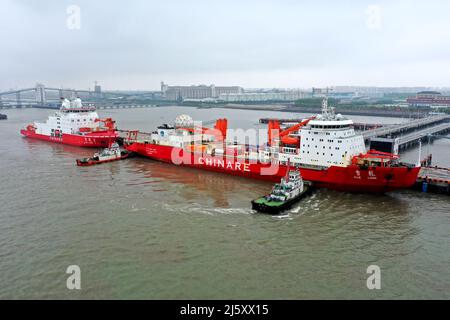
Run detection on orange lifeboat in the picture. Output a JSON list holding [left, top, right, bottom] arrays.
[[187, 144, 207, 152], [281, 136, 299, 145]]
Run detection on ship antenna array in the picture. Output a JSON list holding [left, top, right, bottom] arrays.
[[322, 96, 329, 117], [321, 96, 335, 119]]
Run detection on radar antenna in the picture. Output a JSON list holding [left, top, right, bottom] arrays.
[[322, 96, 329, 118]]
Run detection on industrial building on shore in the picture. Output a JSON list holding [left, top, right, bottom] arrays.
[[407, 91, 450, 108], [217, 90, 306, 102], [161, 82, 307, 102], [161, 82, 243, 101]]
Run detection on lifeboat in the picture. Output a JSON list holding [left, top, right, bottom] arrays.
[[281, 136, 299, 145], [79, 127, 92, 133]]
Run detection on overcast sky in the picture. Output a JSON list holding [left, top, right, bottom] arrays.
[[1, 0, 450, 91]]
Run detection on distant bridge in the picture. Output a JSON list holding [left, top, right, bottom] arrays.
[[0, 84, 160, 108]]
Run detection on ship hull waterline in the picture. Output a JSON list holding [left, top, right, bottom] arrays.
[[20, 129, 118, 148], [125, 142, 420, 193]]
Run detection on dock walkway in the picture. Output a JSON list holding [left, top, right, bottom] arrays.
[[362, 115, 450, 140], [398, 123, 450, 150]]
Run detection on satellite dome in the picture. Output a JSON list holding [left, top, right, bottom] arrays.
[[174, 114, 194, 128]]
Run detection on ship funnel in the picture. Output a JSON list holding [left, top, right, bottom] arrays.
[[214, 118, 228, 141], [267, 120, 280, 146]]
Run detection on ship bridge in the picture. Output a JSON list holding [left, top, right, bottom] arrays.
[[307, 119, 353, 129]]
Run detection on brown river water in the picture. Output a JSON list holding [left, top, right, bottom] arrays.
[[0, 106, 449, 299]]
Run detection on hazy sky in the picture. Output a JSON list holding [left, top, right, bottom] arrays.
[[1, 0, 450, 91]]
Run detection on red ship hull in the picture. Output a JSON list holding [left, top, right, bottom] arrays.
[[20, 128, 118, 147], [125, 142, 420, 193]]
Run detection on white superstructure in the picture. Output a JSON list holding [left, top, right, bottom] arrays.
[[277, 98, 366, 167], [269, 170, 304, 202], [33, 99, 101, 136], [151, 115, 216, 148]]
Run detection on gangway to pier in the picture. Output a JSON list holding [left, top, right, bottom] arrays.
[[362, 115, 450, 141], [397, 123, 450, 150]]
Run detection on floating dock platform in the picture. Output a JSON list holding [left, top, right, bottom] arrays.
[[414, 167, 450, 195]]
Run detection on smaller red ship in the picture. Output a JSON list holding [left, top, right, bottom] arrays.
[[20, 97, 118, 147]]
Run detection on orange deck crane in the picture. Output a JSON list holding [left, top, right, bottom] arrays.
[[268, 116, 316, 146], [95, 118, 116, 131]]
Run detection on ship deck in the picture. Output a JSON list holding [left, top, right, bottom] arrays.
[[253, 198, 284, 207]]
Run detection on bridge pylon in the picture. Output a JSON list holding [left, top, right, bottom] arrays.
[[35, 83, 46, 106], [16, 91, 21, 107]]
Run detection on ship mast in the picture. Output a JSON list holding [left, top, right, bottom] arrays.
[[285, 159, 291, 182], [322, 96, 329, 117]]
